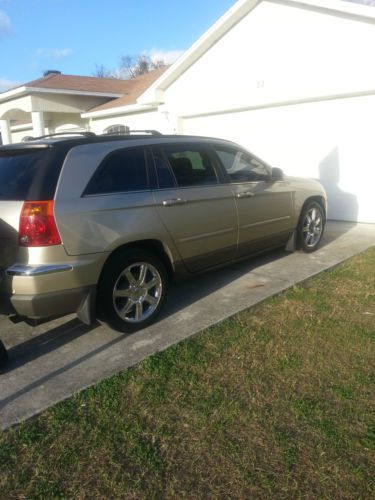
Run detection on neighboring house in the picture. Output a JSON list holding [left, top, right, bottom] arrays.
[[1, 0, 375, 223], [0, 68, 168, 144]]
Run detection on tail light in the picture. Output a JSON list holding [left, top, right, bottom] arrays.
[[19, 200, 61, 247]]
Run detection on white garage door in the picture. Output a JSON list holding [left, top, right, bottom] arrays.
[[182, 94, 375, 223]]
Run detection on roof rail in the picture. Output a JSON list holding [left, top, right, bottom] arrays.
[[128, 129, 162, 136], [28, 131, 96, 141]]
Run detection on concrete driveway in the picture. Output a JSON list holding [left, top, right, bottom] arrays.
[[1, 221, 374, 431]]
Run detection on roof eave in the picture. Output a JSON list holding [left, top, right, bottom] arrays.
[[0, 86, 28, 103], [0, 85, 124, 104], [26, 86, 124, 98]]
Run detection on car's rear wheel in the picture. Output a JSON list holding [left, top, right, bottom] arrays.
[[298, 201, 325, 253], [98, 249, 168, 333]]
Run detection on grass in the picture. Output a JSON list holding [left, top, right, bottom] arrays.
[[0, 247, 375, 499]]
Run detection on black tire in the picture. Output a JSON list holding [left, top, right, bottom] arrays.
[[298, 201, 325, 253], [0, 340, 8, 371], [97, 249, 168, 333]]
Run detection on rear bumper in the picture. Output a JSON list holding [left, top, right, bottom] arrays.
[[10, 286, 95, 320], [0, 262, 98, 324]]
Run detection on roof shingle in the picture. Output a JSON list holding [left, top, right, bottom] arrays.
[[86, 67, 168, 112], [17, 68, 168, 105]]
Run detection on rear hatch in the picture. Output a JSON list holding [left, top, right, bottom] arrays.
[[0, 145, 60, 303]]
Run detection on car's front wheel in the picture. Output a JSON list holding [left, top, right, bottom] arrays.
[[98, 249, 168, 333], [298, 201, 325, 253]]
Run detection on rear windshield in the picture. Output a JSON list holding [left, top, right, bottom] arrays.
[[0, 147, 63, 201]]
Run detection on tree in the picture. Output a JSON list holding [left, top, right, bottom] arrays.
[[117, 54, 167, 79], [92, 54, 167, 80], [92, 64, 112, 79]]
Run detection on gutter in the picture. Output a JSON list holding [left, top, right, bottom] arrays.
[[0, 86, 124, 104]]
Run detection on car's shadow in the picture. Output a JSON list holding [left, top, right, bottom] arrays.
[[1, 247, 287, 375], [0, 220, 354, 375]]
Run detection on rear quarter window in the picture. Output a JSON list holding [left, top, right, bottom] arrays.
[[0, 147, 64, 201], [84, 147, 149, 195]]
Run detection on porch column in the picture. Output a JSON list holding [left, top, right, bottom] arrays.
[[31, 111, 45, 137], [0, 119, 11, 145]]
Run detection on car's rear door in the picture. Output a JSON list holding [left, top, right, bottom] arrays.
[[212, 144, 294, 257], [151, 143, 237, 272]]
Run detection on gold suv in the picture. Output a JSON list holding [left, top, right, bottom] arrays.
[[0, 131, 327, 333]]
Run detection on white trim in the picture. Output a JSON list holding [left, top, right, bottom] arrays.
[[179, 88, 375, 119], [27, 87, 124, 99], [81, 103, 157, 119], [138, 0, 259, 105], [137, 0, 375, 105], [0, 85, 124, 103], [0, 86, 28, 102]]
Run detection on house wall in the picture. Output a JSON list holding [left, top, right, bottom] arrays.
[[164, 1, 375, 116], [47, 113, 89, 133], [10, 126, 33, 143], [160, 0, 375, 223], [182, 93, 375, 223]]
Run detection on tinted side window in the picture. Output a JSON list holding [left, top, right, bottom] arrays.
[[152, 148, 176, 189], [164, 146, 218, 187], [85, 148, 148, 195], [215, 147, 269, 182]]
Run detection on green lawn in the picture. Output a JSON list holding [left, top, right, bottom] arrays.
[[1, 248, 375, 499]]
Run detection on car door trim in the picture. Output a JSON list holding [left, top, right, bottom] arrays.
[[240, 215, 291, 230], [178, 227, 236, 244]]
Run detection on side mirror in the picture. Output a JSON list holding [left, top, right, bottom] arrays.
[[271, 167, 284, 181]]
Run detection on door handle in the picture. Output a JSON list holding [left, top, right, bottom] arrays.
[[162, 198, 187, 207], [236, 191, 255, 199]]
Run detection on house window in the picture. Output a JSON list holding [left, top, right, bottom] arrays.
[[104, 124, 130, 136]]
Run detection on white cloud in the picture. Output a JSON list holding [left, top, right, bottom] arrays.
[[0, 10, 11, 37], [35, 47, 73, 60], [0, 77, 20, 92], [143, 49, 183, 65]]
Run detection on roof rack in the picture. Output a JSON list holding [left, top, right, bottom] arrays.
[[28, 131, 96, 141], [128, 130, 162, 136]]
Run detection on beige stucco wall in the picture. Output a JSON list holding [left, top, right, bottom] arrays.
[[10, 126, 33, 143]]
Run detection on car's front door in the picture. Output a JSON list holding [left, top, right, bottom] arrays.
[[151, 144, 237, 272], [212, 145, 294, 257]]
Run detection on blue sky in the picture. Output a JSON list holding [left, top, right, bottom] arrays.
[[0, 0, 236, 90]]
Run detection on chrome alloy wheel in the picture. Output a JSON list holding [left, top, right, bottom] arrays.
[[112, 262, 163, 323], [302, 207, 323, 248]]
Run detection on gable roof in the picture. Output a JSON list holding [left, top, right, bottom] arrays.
[[22, 73, 134, 94], [0, 67, 169, 110], [87, 67, 168, 112]]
